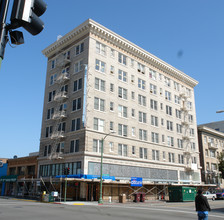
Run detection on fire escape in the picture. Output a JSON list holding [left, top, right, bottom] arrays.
[[49, 51, 71, 160], [180, 87, 197, 173]]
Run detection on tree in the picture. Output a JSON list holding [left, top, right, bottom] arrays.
[[218, 152, 224, 179]]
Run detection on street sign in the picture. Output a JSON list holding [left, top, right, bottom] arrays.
[[131, 177, 143, 187]]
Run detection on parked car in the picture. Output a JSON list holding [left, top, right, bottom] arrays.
[[203, 191, 217, 201], [216, 189, 224, 199]]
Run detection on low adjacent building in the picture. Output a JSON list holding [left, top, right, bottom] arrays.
[[198, 126, 224, 188], [5, 153, 39, 198]]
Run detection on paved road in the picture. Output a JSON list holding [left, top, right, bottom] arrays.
[[0, 198, 224, 220]]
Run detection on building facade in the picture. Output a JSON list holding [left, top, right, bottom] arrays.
[[39, 19, 201, 200], [199, 121, 224, 133], [5, 154, 38, 197], [198, 126, 224, 188], [0, 158, 8, 196]]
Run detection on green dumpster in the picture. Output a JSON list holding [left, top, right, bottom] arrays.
[[168, 186, 196, 202]]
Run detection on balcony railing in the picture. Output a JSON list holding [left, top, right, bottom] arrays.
[[54, 91, 68, 102], [51, 131, 65, 139], [52, 110, 67, 120]]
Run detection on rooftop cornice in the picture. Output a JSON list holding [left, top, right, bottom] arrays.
[[198, 125, 224, 138], [42, 19, 198, 87]]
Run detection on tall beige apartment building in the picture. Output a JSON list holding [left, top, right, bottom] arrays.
[[39, 19, 200, 200]]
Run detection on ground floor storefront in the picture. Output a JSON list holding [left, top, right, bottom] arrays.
[[2, 176, 213, 203]]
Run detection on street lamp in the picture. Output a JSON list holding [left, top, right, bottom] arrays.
[[216, 110, 224, 114], [98, 131, 115, 204]]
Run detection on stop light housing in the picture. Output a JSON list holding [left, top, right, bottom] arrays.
[[10, 0, 47, 35]]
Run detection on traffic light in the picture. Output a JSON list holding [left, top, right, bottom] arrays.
[[10, 0, 47, 35], [64, 167, 70, 175]]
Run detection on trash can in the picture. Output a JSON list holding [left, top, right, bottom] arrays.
[[140, 193, 145, 202], [119, 194, 126, 203], [134, 193, 140, 202]]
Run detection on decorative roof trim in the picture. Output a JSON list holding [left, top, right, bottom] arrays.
[[198, 126, 224, 138], [42, 19, 198, 87]]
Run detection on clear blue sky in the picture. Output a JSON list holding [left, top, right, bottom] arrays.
[[1, 0, 224, 158]]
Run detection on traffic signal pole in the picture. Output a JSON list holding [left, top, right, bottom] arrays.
[[0, 0, 10, 69]]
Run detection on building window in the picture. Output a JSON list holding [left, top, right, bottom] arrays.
[[118, 87, 127, 99], [47, 108, 54, 120], [210, 150, 215, 158], [190, 128, 195, 137], [110, 121, 114, 131], [118, 124, 128, 137], [151, 115, 158, 127], [74, 60, 83, 73], [96, 41, 106, 56], [118, 53, 127, 65], [176, 124, 182, 134], [45, 126, 53, 138], [93, 139, 103, 153], [51, 59, 56, 69], [73, 78, 82, 92], [75, 42, 84, 55], [163, 151, 166, 160], [139, 129, 147, 141], [72, 97, 81, 111], [137, 63, 145, 73], [110, 83, 114, 92], [167, 136, 174, 147], [152, 150, 159, 160], [174, 81, 180, 91], [166, 105, 172, 116], [95, 78, 105, 92], [188, 114, 193, 123], [150, 83, 157, 94], [138, 78, 146, 90], [110, 48, 115, 57], [191, 142, 196, 151], [139, 111, 147, 123], [70, 140, 79, 153], [151, 132, 159, 143], [139, 147, 147, 159], [132, 127, 136, 136], [138, 94, 146, 106], [110, 65, 115, 74], [118, 105, 128, 118], [132, 146, 136, 155], [118, 144, 128, 156], [109, 142, 114, 152], [192, 157, 197, 164], [162, 135, 165, 143], [168, 152, 175, 163], [164, 76, 171, 87], [48, 90, 56, 102], [44, 145, 51, 157], [56, 142, 64, 153], [178, 154, 184, 164], [94, 97, 105, 112], [187, 101, 192, 110], [49, 73, 57, 86], [95, 59, 106, 73], [149, 69, 157, 80], [165, 91, 171, 101], [150, 99, 158, 111], [131, 109, 135, 117], [110, 102, 114, 111], [167, 120, 173, 131], [177, 139, 183, 148], [174, 95, 180, 104], [176, 109, 182, 119], [93, 118, 105, 132], [118, 69, 127, 82], [132, 91, 135, 100], [71, 118, 80, 131]]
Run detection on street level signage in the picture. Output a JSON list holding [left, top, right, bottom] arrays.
[[131, 177, 143, 187]]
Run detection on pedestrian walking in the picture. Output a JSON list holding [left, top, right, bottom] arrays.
[[195, 189, 211, 220]]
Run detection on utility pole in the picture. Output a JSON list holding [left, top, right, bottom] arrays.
[[0, 0, 10, 68]]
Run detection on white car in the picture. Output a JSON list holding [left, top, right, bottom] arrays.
[[203, 191, 217, 201]]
